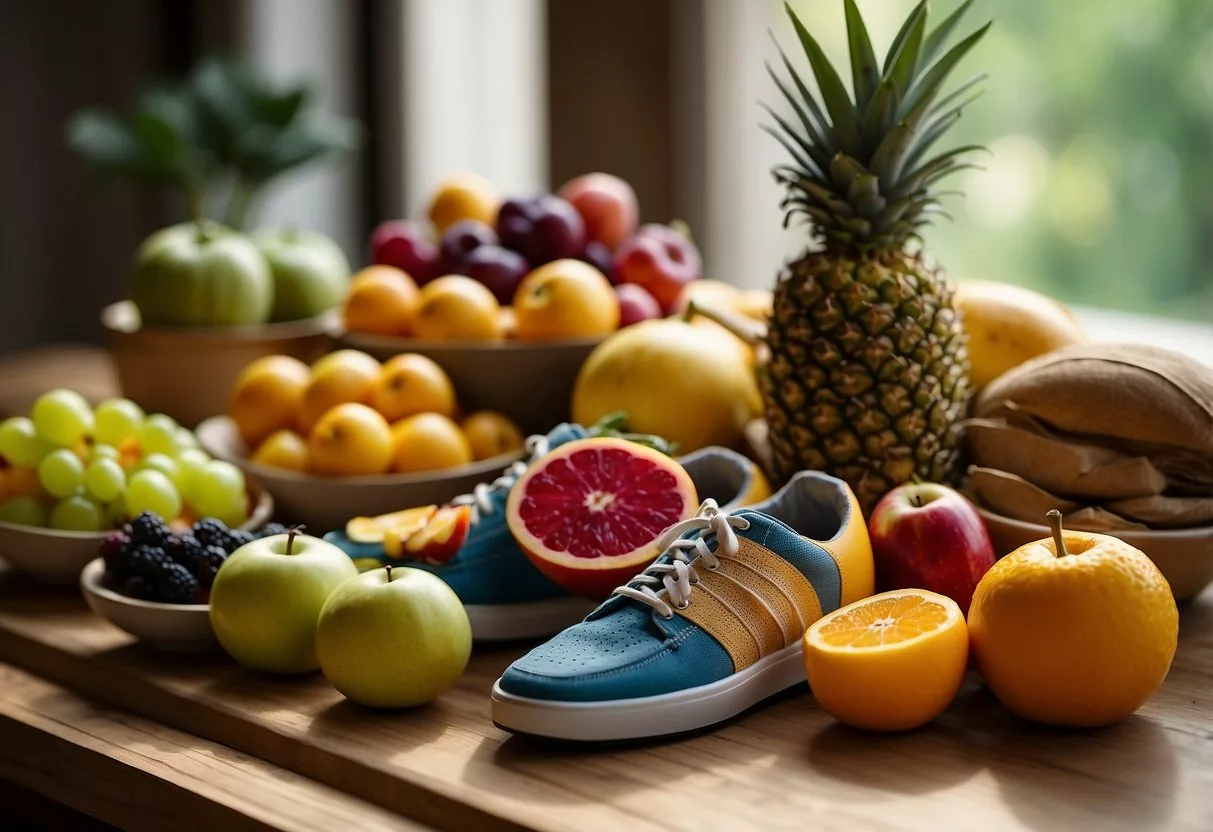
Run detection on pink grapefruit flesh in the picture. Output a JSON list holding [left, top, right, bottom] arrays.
[[506, 437, 698, 599]]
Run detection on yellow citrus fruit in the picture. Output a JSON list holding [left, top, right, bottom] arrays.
[[804, 589, 968, 732], [342, 266, 420, 337], [413, 276, 503, 341], [426, 172, 500, 233], [514, 260, 619, 340], [572, 318, 761, 452], [369, 354, 457, 422], [347, 505, 437, 546], [968, 511, 1178, 728], [307, 403, 393, 477], [299, 350, 381, 434], [671, 279, 741, 315], [734, 289, 773, 321], [227, 355, 310, 447], [389, 413, 473, 473], [953, 280, 1087, 391], [250, 429, 309, 473], [461, 411, 525, 460]]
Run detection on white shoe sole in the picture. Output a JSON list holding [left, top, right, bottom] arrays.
[[466, 597, 598, 641], [491, 641, 806, 741]]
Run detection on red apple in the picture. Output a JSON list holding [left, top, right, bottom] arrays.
[[558, 172, 639, 250], [614, 283, 662, 327], [369, 220, 439, 286], [614, 224, 702, 312], [868, 483, 996, 615]]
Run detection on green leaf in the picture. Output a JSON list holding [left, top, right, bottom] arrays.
[[927, 73, 987, 117], [921, 0, 975, 68], [829, 153, 868, 193], [237, 114, 361, 183], [862, 78, 900, 143], [898, 22, 991, 123], [843, 0, 879, 110], [868, 122, 915, 187], [66, 110, 142, 170], [251, 86, 308, 128], [884, 4, 928, 97], [765, 64, 832, 164], [904, 92, 983, 171], [784, 3, 862, 156], [762, 123, 825, 181], [760, 103, 829, 174], [881, 1, 928, 75], [771, 35, 834, 150]]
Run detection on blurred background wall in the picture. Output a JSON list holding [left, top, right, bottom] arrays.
[[2, 0, 1211, 355]]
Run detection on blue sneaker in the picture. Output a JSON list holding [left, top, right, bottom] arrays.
[[325, 425, 769, 641], [490, 471, 875, 740]]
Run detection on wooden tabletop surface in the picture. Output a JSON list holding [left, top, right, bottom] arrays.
[[1, 345, 1211, 832]]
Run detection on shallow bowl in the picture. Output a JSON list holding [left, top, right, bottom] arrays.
[[978, 507, 1213, 602], [102, 301, 335, 427], [80, 558, 217, 652], [338, 330, 602, 434], [196, 415, 523, 534], [0, 483, 273, 585]]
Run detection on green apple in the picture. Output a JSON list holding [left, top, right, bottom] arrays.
[[209, 531, 358, 674], [130, 220, 273, 326], [316, 565, 471, 708], [254, 227, 351, 322]]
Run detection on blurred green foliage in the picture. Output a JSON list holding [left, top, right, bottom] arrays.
[[791, 0, 1213, 319]]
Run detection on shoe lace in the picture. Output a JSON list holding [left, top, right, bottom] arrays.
[[448, 434, 550, 525], [612, 500, 751, 619]]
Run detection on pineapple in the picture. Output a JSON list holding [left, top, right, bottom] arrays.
[[761, 0, 989, 513]]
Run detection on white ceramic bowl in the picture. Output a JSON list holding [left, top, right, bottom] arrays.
[[196, 415, 524, 533], [80, 558, 218, 652], [338, 330, 602, 435], [0, 484, 273, 585], [978, 507, 1213, 602]]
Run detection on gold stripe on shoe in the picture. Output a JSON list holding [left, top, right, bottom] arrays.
[[679, 537, 822, 672], [813, 488, 875, 607]]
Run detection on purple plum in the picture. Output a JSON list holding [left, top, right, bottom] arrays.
[[439, 219, 498, 275], [578, 240, 617, 283], [496, 195, 586, 266], [463, 245, 531, 305]]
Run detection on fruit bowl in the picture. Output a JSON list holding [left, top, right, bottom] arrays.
[[102, 301, 335, 427], [337, 331, 603, 434], [196, 415, 525, 532], [79, 558, 217, 652], [0, 482, 274, 585], [978, 507, 1213, 602]]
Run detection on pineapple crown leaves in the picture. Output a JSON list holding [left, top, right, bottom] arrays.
[[764, 0, 991, 250]]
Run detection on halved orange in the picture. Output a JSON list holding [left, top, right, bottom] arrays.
[[346, 505, 437, 545], [803, 589, 968, 732]]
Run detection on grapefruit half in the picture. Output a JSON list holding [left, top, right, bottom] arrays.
[[506, 437, 699, 599]]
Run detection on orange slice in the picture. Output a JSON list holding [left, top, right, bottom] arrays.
[[803, 589, 968, 732], [347, 505, 437, 545], [401, 504, 472, 564]]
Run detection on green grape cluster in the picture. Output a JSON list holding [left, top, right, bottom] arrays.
[[0, 390, 250, 532]]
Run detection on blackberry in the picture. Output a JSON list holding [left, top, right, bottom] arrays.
[[127, 544, 168, 579], [193, 518, 231, 550], [130, 512, 171, 547], [153, 561, 200, 605], [193, 545, 228, 589], [259, 522, 289, 538], [165, 532, 205, 571], [100, 531, 132, 582], [122, 575, 155, 601], [226, 529, 256, 552]]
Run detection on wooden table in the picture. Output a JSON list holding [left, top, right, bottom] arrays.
[[0, 346, 1211, 831]]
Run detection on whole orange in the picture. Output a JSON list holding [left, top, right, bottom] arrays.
[[251, 429, 309, 472], [426, 172, 499, 233], [968, 511, 1178, 728], [413, 276, 502, 341], [461, 411, 525, 460], [307, 403, 393, 476], [342, 266, 420, 336], [369, 354, 457, 422], [390, 413, 472, 473], [299, 350, 381, 434], [227, 355, 310, 447], [514, 259, 619, 340]]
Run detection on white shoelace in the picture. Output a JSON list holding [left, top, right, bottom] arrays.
[[612, 500, 751, 619], [448, 434, 550, 524]]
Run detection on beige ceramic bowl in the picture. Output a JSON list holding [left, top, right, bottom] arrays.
[[339, 331, 602, 434], [978, 507, 1213, 602], [0, 483, 273, 585], [80, 559, 217, 652], [103, 301, 335, 427], [196, 415, 524, 533]]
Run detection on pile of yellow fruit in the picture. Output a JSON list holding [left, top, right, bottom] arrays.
[[228, 350, 525, 477]]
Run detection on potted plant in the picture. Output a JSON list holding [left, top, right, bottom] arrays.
[[69, 58, 362, 426]]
